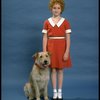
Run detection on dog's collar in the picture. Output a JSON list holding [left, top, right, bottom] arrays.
[[35, 63, 41, 68]]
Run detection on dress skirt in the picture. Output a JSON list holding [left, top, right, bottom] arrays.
[[47, 39, 72, 69]]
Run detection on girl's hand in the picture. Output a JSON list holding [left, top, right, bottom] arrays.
[[63, 52, 69, 61]]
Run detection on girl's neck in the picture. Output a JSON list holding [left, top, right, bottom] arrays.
[[52, 15, 61, 19]]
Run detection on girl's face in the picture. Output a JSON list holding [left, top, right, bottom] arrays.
[[51, 3, 62, 17]]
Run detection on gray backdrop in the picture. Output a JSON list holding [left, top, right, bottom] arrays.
[[2, 0, 99, 100]]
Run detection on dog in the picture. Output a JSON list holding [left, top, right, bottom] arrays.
[[24, 52, 51, 100]]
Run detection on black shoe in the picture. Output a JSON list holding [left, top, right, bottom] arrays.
[[57, 97, 63, 100], [52, 98, 58, 100]]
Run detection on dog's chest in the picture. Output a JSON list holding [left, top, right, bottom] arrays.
[[38, 71, 49, 89], [37, 80, 46, 90], [39, 70, 49, 81]]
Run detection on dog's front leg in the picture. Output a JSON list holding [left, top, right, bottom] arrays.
[[44, 81, 49, 100], [32, 80, 40, 100]]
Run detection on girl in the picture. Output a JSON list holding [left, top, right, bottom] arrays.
[[42, 0, 72, 99]]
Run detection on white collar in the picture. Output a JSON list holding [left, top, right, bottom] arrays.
[[48, 17, 65, 27]]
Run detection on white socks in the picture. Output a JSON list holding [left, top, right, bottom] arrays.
[[53, 89, 57, 99], [58, 89, 62, 99], [53, 89, 62, 99]]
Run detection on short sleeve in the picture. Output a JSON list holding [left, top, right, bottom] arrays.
[[42, 20, 48, 34], [65, 20, 72, 34]]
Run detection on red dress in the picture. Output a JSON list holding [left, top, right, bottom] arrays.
[[42, 17, 72, 69]]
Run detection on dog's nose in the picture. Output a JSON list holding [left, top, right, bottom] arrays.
[[44, 60, 48, 64]]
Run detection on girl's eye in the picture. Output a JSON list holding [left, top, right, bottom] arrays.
[[53, 7, 61, 10], [40, 56, 43, 58], [53, 7, 56, 9]]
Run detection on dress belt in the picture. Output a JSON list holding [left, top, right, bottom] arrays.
[[48, 36, 65, 39]]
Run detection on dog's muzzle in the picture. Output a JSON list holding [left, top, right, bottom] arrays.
[[42, 60, 49, 67], [44, 60, 48, 65]]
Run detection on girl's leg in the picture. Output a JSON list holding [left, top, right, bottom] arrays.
[[51, 68, 57, 99], [57, 69, 63, 99]]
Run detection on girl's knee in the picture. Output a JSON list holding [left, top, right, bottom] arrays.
[[51, 68, 57, 73], [58, 69, 63, 74]]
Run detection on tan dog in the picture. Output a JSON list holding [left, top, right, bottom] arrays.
[[24, 52, 51, 100]]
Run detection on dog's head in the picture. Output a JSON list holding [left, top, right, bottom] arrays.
[[32, 52, 51, 69]]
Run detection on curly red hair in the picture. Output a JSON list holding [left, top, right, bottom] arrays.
[[49, 0, 65, 13]]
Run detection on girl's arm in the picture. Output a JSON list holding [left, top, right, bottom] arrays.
[[43, 33, 48, 52], [65, 33, 71, 53], [63, 33, 71, 60]]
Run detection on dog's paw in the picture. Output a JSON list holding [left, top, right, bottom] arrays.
[[44, 96, 49, 100], [28, 96, 34, 100], [36, 97, 40, 100]]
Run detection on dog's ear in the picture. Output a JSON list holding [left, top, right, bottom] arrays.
[[47, 52, 51, 56], [32, 53, 38, 60]]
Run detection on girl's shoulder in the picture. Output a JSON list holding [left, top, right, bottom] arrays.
[[63, 17, 71, 26], [44, 17, 52, 22], [63, 17, 70, 23], [43, 19, 49, 25]]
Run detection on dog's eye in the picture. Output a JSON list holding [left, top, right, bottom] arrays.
[[40, 55, 43, 58], [46, 55, 48, 57]]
